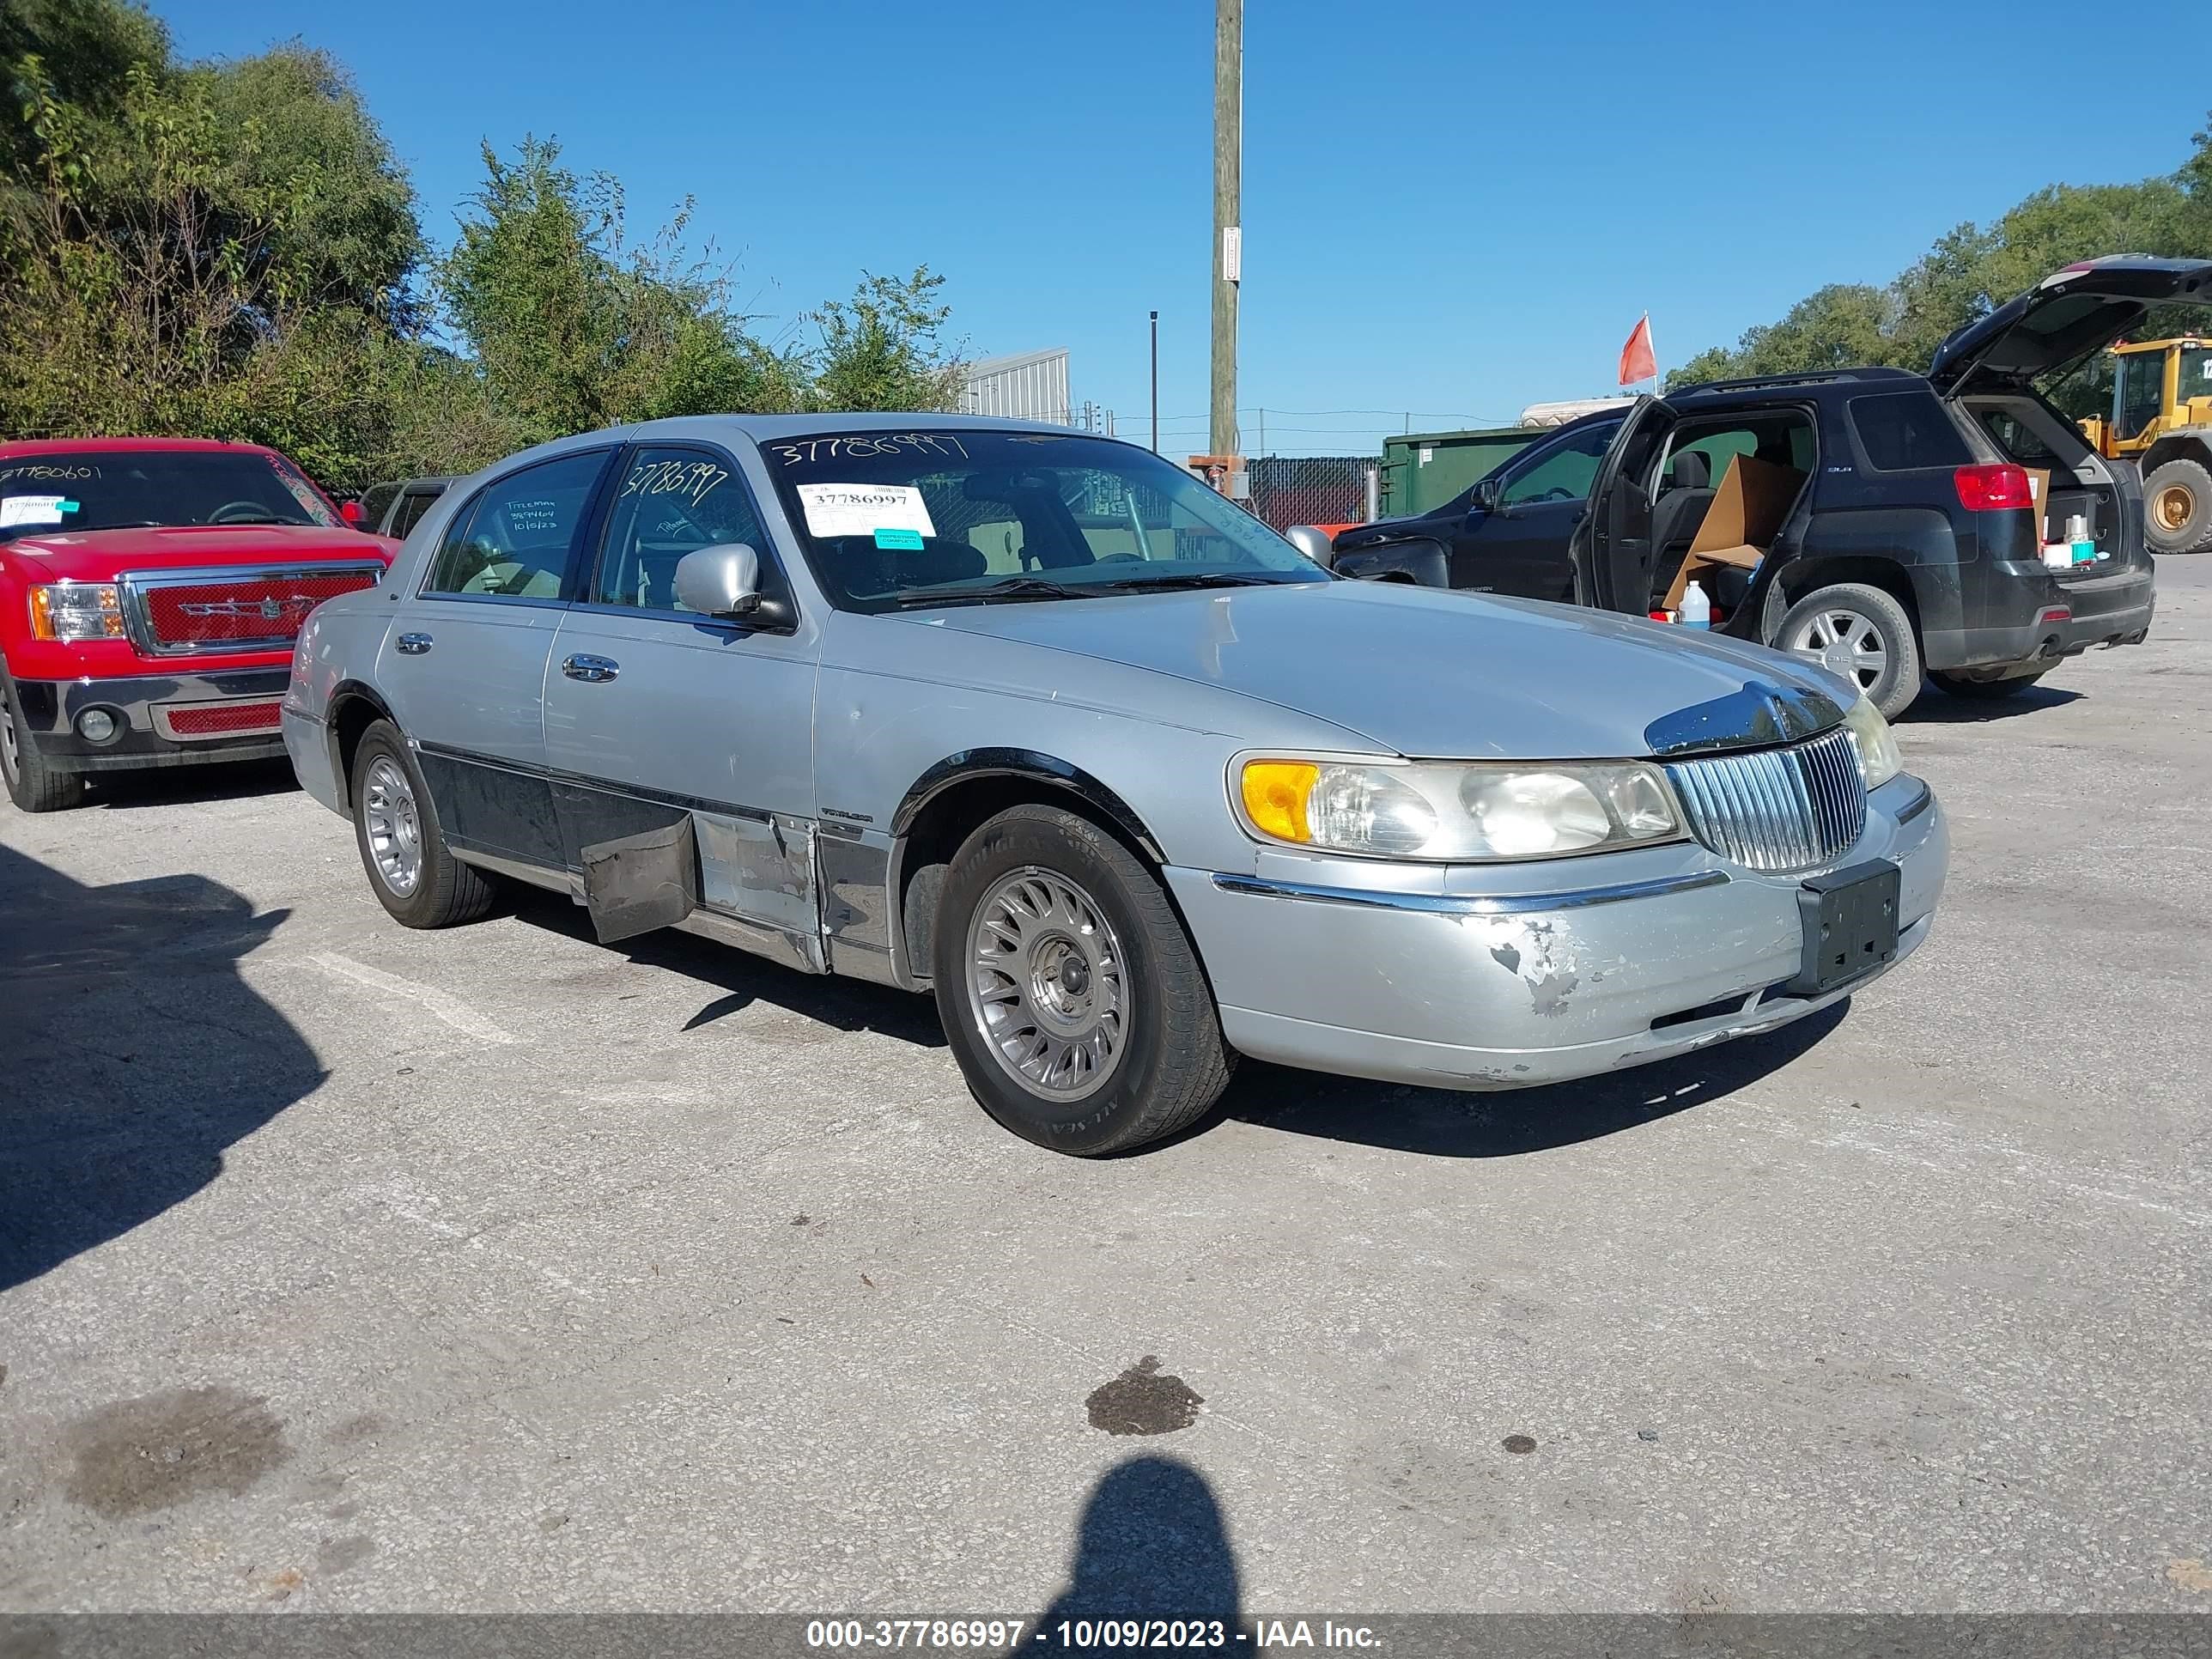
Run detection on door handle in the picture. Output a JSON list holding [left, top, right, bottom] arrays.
[[561, 653, 620, 684], [395, 632, 432, 655]]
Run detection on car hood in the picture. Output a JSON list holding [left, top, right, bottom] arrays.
[[2, 523, 396, 581], [1927, 255, 2212, 394], [898, 579, 1855, 760]]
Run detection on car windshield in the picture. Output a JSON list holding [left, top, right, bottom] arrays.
[[0, 449, 338, 541], [758, 428, 1328, 611]]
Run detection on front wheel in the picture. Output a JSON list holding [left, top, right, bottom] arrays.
[[0, 660, 88, 813], [349, 719, 497, 928], [1775, 582, 1923, 720], [2143, 458, 2212, 555], [932, 804, 1234, 1156]]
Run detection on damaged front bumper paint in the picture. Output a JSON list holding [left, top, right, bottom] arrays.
[[1166, 772, 1948, 1091]]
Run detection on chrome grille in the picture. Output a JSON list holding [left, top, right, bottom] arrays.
[[1664, 727, 1867, 872]]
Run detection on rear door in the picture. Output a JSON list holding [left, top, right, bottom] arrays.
[[542, 443, 823, 951], [380, 448, 617, 872], [1570, 397, 1678, 613]]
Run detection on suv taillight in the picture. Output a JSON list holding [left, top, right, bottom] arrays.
[[1954, 464, 2033, 512]]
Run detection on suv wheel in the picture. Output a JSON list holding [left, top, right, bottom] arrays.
[[349, 719, 497, 927], [933, 803, 1234, 1156], [0, 660, 89, 813], [2144, 458, 2212, 555], [1775, 583, 1923, 720]]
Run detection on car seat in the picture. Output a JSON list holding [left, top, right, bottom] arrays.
[[1648, 450, 1717, 604]]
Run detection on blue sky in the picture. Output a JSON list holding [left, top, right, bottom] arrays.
[[163, 0, 2208, 457]]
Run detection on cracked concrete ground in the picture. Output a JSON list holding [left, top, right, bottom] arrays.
[[2, 562, 2208, 1614]]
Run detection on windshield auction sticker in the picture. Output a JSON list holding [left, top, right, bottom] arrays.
[[0, 494, 71, 527], [796, 483, 937, 541]]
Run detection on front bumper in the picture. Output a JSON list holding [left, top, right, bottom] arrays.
[[1169, 773, 1948, 1091], [9, 669, 291, 772]]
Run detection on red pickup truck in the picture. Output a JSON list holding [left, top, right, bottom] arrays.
[[1, 437, 398, 811]]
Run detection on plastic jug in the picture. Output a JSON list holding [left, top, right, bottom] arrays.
[[1678, 580, 1711, 629]]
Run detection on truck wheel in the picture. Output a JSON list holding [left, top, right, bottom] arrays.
[[2143, 458, 2212, 555], [1929, 667, 2051, 701], [0, 661, 89, 813], [349, 719, 496, 928], [933, 803, 1234, 1156], [1776, 583, 1923, 720]]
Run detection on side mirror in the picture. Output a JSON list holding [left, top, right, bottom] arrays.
[[339, 498, 365, 527], [1283, 525, 1336, 569], [1471, 477, 1501, 514], [674, 543, 774, 622]]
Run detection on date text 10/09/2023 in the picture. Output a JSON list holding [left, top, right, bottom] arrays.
[[803, 1620, 1383, 1650]]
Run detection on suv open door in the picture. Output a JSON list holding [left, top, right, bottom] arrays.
[[1569, 394, 1678, 614]]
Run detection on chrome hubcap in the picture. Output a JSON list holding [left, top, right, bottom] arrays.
[[1787, 609, 1887, 690], [965, 867, 1127, 1102], [362, 755, 423, 896]]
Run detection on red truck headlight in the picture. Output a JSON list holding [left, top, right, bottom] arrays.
[[29, 582, 125, 641]]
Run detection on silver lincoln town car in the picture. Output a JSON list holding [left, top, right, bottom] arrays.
[[283, 415, 1948, 1154]]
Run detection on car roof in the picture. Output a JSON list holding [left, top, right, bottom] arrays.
[[0, 436, 287, 459], [1668, 366, 1928, 406]]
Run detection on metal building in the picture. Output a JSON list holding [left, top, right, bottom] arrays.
[[962, 349, 1072, 426]]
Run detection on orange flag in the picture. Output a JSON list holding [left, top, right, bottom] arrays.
[[1618, 314, 1656, 387]]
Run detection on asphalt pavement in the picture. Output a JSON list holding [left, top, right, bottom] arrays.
[[3, 562, 2209, 1614]]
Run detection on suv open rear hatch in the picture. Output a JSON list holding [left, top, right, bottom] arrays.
[[1927, 256, 2212, 396]]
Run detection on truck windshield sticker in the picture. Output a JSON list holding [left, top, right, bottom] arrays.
[[0, 494, 71, 526], [797, 483, 937, 540]]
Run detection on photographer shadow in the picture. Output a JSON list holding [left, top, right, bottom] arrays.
[[1029, 1455, 1251, 1654]]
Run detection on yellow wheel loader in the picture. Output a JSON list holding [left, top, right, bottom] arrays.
[[2078, 337, 2212, 554]]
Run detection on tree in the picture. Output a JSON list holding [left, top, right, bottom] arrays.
[[807, 266, 965, 412], [436, 137, 803, 446]]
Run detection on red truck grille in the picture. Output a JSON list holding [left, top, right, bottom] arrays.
[[155, 701, 284, 740], [128, 566, 381, 655]]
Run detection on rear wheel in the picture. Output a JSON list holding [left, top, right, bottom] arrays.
[[0, 660, 89, 813], [933, 804, 1233, 1156], [1776, 582, 1923, 720], [2143, 458, 2212, 555], [349, 719, 496, 927], [1930, 666, 2051, 701]]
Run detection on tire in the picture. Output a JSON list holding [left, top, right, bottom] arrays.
[[349, 718, 496, 928], [2143, 457, 2212, 555], [1929, 666, 2051, 701], [932, 803, 1234, 1156], [1774, 582, 1923, 720], [0, 659, 89, 813]]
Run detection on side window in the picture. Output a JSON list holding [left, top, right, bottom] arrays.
[[1498, 423, 1618, 508], [391, 489, 441, 539], [592, 447, 768, 611], [1848, 392, 1972, 471], [423, 452, 608, 599], [362, 483, 400, 532]]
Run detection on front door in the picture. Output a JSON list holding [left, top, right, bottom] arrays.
[[1449, 418, 1622, 600], [1571, 397, 1678, 614], [542, 443, 823, 950], [380, 448, 616, 870]]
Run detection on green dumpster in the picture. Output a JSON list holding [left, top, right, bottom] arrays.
[[1378, 426, 1538, 519]]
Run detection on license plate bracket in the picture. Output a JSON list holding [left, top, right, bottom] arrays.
[[1790, 860, 1900, 994]]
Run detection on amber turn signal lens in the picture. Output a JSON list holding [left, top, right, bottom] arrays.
[[1240, 761, 1319, 843]]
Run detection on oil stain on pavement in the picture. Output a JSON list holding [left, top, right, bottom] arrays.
[[1085, 1357, 1203, 1436], [62, 1386, 291, 1518]]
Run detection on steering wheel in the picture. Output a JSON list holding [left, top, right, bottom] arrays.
[[208, 500, 282, 524], [1535, 487, 1577, 503]]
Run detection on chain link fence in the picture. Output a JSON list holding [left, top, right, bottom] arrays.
[[1244, 456, 1375, 532]]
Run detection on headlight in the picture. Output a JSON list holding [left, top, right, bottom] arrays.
[[1237, 756, 1685, 862], [1840, 696, 1902, 790], [29, 582, 125, 642]]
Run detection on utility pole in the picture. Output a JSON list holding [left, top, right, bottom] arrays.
[[1149, 310, 1159, 453], [1209, 0, 1241, 461]]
